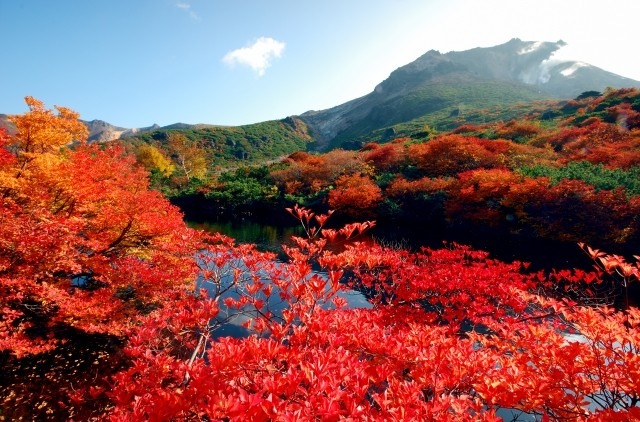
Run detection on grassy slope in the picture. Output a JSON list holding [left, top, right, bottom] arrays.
[[125, 117, 313, 166], [330, 79, 552, 148]]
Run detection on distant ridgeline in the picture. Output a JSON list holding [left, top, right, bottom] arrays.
[[119, 116, 312, 195], [298, 39, 640, 150]]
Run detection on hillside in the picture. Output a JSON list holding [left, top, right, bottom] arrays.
[[184, 88, 640, 260], [298, 39, 640, 150], [126, 117, 311, 164]]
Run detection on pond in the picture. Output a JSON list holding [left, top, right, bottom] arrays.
[[189, 216, 594, 272], [189, 218, 303, 256], [189, 217, 634, 420], [190, 218, 372, 339]]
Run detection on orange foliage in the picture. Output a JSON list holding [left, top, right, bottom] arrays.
[[406, 134, 550, 177], [451, 123, 483, 134], [9, 96, 88, 154], [575, 133, 640, 169], [540, 120, 640, 168], [445, 168, 522, 226], [537, 120, 629, 153], [385, 175, 452, 198], [272, 149, 367, 195], [493, 119, 542, 140], [327, 173, 382, 217], [363, 141, 408, 172], [606, 102, 640, 130], [408, 134, 497, 177]]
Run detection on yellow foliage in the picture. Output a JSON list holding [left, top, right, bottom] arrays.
[[9, 96, 88, 154], [167, 133, 208, 182], [1, 97, 88, 196], [136, 144, 175, 177]]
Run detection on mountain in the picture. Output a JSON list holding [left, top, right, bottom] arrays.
[[299, 38, 640, 150], [0, 114, 15, 134], [0, 114, 164, 143], [4, 39, 639, 151], [82, 119, 164, 143]]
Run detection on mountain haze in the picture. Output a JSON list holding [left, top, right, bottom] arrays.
[[299, 39, 640, 149]]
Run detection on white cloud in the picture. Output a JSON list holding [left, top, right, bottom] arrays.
[[176, 1, 199, 20], [223, 37, 286, 76]]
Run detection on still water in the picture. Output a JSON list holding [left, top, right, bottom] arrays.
[[189, 218, 302, 256], [190, 218, 372, 339]]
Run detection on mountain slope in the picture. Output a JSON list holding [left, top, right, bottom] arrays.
[[123, 116, 313, 166], [299, 39, 640, 150]]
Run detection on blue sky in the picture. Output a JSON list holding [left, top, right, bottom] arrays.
[[2, 0, 639, 128]]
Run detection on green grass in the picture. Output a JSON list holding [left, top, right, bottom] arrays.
[[330, 80, 553, 148]]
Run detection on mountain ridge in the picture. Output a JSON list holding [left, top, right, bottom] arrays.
[[298, 38, 640, 149], [2, 39, 639, 147]]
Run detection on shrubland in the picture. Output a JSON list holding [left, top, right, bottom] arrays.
[[171, 88, 640, 255]]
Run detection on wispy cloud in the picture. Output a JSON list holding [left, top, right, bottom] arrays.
[[176, 1, 199, 20], [222, 37, 286, 76]]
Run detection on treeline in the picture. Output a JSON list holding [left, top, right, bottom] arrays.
[[155, 88, 640, 254], [121, 117, 312, 196]]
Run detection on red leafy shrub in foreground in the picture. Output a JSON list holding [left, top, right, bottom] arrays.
[[109, 207, 640, 421], [4, 99, 640, 420]]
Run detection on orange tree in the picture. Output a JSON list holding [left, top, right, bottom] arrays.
[[327, 173, 383, 218], [0, 98, 206, 418]]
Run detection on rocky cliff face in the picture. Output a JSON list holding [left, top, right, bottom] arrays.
[[299, 39, 640, 149], [445, 38, 639, 97], [0, 114, 15, 134], [83, 119, 162, 143]]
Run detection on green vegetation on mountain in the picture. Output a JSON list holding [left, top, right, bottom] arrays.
[[167, 88, 640, 255], [330, 79, 551, 148], [121, 117, 311, 195]]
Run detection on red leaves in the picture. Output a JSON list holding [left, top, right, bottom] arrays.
[[6, 97, 640, 420], [0, 101, 205, 388]]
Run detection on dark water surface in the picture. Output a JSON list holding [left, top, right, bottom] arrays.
[[190, 216, 640, 307]]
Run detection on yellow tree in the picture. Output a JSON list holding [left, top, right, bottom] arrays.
[[9, 96, 88, 153], [136, 143, 175, 177], [167, 133, 208, 183], [6, 96, 88, 184]]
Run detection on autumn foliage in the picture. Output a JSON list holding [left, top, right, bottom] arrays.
[[327, 173, 383, 217], [3, 96, 640, 420]]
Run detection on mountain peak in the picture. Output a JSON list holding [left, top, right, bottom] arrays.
[[299, 39, 640, 150]]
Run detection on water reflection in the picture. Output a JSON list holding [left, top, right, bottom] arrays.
[[189, 219, 303, 255], [194, 240, 371, 340]]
